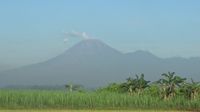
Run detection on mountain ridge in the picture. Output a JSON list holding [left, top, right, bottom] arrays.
[[0, 39, 200, 88]]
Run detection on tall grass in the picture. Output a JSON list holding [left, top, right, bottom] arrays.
[[0, 90, 199, 111]]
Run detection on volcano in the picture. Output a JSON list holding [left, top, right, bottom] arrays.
[[0, 39, 200, 88]]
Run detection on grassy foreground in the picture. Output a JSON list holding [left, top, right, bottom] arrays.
[[0, 90, 199, 111], [0, 110, 191, 112]]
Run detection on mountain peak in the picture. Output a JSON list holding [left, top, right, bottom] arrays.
[[66, 39, 122, 56], [76, 39, 106, 47], [81, 38, 102, 42]]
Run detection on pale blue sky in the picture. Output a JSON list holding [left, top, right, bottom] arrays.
[[0, 0, 200, 68]]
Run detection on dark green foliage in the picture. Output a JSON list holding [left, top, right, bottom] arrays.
[[97, 83, 124, 93], [120, 74, 150, 94], [0, 72, 200, 111], [156, 72, 186, 99], [180, 79, 200, 99], [65, 83, 84, 92], [143, 84, 160, 97]]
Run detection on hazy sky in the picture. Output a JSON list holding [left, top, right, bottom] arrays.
[[0, 0, 200, 69]]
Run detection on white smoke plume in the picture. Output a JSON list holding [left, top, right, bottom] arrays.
[[64, 31, 92, 42], [63, 38, 69, 43]]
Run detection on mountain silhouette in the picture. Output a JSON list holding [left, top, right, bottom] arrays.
[[0, 39, 200, 88]]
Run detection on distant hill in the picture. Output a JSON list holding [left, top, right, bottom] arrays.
[[0, 39, 200, 88]]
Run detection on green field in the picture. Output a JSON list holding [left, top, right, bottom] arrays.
[[0, 90, 199, 111], [0, 110, 191, 112]]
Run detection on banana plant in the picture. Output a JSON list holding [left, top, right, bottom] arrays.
[[120, 77, 137, 94], [180, 79, 200, 100], [120, 74, 150, 95], [157, 72, 186, 100], [65, 83, 83, 92], [137, 74, 150, 94]]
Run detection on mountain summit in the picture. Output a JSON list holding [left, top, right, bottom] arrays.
[[0, 40, 200, 88], [66, 39, 122, 56]]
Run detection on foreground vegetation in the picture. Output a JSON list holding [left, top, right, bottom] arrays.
[[0, 72, 199, 111], [0, 110, 191, 112], [0, 90, 199, 111]]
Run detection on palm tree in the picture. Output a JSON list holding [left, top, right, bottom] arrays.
[[180, 79, 200, 100], [157, 72, 186, 100]]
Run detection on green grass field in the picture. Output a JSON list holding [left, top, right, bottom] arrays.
[[0, 110, 191, 112], [0, 90, 199, 111]]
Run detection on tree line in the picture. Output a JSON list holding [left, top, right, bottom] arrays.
[[96, 72, 200, 100]]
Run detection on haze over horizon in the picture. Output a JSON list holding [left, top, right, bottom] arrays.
[[0, 0, 200, 70], [1, 38, 200, 87]]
